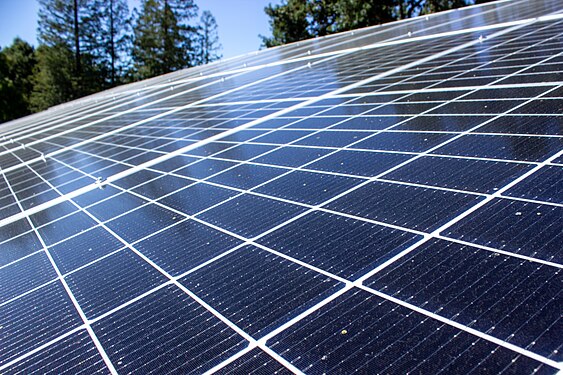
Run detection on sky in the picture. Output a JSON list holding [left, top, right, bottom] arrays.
[[0, 0, 279, 59]]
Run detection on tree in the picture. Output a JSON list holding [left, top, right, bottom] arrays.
[[0, 39, 37, 122], [195, 10, 222, 65], [334, 0, 396, 31], [0, 49, 10, 122], [260, 0, 311, 48], [131, 0, 199, 80], [33, 0, 131, 109], [35, 0, 101, 105], [421, 0, 468, 14], [261, 0, 471, 47], [99, 0, 132, 85], [30, 44, 76, 111]]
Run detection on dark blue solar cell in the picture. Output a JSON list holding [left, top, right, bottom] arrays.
[[443, 198, 562, 263], [36, 211, 97, 246], [307, 150, 412, 177], [258, 211, 422, 280], [0, 231, 43, 267], [476, 115, 562, 135], [382, 156, 533, 193], [253, 130, 313, 144], [215, 348, 291, 375], [320, 105, 371, 116], [504, 166, 562, 204], [86, 192, 149, 222], [198, 194, 307, 238], [49, 226, 124, 274], [29, 201, 77, 227], [513, 98, 562, 114], [432, 134, 562, 162], [254, 146, 332, 167], [0, 282, 82, 367], [157, 139, 194, 153], [185, 142, 233, 157], [252, 117, 297, 129], [93, 285, 247, 374], [428, 99, 525, 114], [20, 190, 61, 211], [332, 116, 405, 130], [135, 219, 244, 276], [151, 155, 200, 172], [355, 131, 455, 152], [125, 151, 162, 165], [268, 288, 556, 374], [0, 201, 20, 221], [395, 115, 492, 132], [112, 170, 162, 189], [72, 185, 121, 208], [209, 164, 287, 190], [3, 330, 110, 374], [295, 131, 371, 147], [104, 203, 181, 243], [159, 182, 238, 215], [16, 182, 52, 201], [0, 219, 32, 243], [255, 171, 363, 205], [366, 238, 562, 360], [214, 144, 276, 161], [132, 174, 195, 200], [180, 245, 343, 338], [56, 178, 94, 195], [366, 102, 437, 115], [220, 130, 267, 141], [327, 181, 483, 232], [65, 250, 167, 319], [175, 158, 238, 179], [0, 252, 56, 303], [287, 116, 344, 129]]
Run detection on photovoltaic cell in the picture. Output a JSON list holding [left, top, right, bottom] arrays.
[[326, 181, 484, 231], [443, 198, 562, 263], [0, 1, 561, 373], [180, 245, 343, 338], [92, 285, 247, 374], [268, 288, 557, 374], [3, 330, 110, 375]]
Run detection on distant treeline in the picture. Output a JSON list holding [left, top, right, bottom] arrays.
[[260, 0, 496, 47], [0, 0, 221, 123]]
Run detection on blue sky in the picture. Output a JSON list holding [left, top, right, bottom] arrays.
[[0, 0, 279, 59]]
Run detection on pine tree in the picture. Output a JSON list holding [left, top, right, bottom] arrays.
[[34, 0, 103, 107], [132, 0, 199, 80], [99, 0, 131, 85], [261, 0, 471, 47], [260, 0, 311, 48], [30, 44, 75, 111], [0, 39, 37, 122], [195, 10, 222, 65]]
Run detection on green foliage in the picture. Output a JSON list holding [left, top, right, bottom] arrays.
[[30, 44, 75, 111], [261, 0, 472, 47], [101, 0, 132, 86], [34, 0, 105, 106], [0, 39, 37, 122], [195, 10, 222, 65], [421, 0, 468, 15], [260, 0, 311, 47], [131, 0, 199, 80]]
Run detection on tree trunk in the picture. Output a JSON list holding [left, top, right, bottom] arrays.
[[110, 0, 115, 85], [73, 0, 81, 75]]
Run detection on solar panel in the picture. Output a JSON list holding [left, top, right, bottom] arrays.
[[0, 0, 562, 373]]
